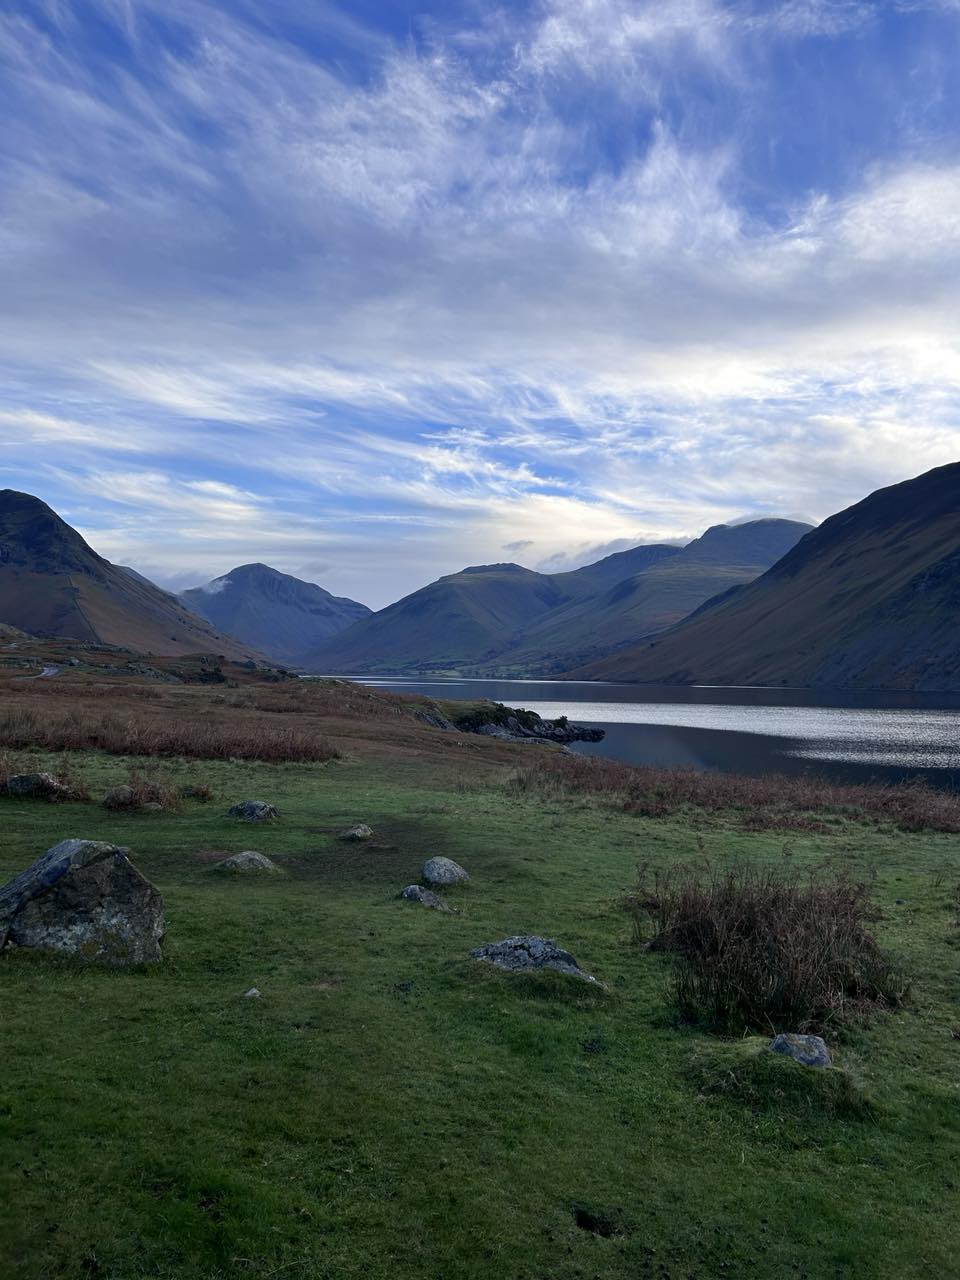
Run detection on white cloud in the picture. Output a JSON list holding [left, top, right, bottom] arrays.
[[2, 0, 960, 606]]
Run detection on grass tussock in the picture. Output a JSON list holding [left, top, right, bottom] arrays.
[[686, 1037, 871, 1117], [506, 752, 960, 832], [624, 861, 906, 1033], [0, 706, 340, 764]]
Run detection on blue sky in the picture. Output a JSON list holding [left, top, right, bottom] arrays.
[[2, 0, 960, 607]]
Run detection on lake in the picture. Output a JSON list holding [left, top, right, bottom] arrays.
[[345, 676, 960, 787]]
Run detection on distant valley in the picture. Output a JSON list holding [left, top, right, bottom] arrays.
[[306, 519, 811, 676], [3, 464, 959, 691]]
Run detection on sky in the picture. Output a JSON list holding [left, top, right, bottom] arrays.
[[2, 0, 960, 608]]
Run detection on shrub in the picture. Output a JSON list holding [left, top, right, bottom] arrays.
[[506, 753, 960, 833], [624, 861, 906, 1033], [103, 769, 178, 811], [0, 706, 340, 763]]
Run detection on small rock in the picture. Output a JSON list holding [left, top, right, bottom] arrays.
[[227, 800, 280, 822], [243, 987, 261, 999], [400, 884, 454, 912], [339, 824, 374, 841], [422, 856, 469, 886], [0, 839, 164, 964], [102, 784, 136, 810], [471, 935, 600, 983], [6, 772, 64, 799], [212, 851, 281, 875], [769, 1033, 832, 1068]]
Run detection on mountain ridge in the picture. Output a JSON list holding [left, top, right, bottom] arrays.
[[572, 464, 960, 690], [0, 490, 260, 659], [307, 520, 811, 674]]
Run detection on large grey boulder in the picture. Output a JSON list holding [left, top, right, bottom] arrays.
[[422, 856, 469, 886], [212, 851, 281, 875], [0, 839, 164, 964], [5, 772, 64, 799], [769, 1033, 832, 1068], [228, 800, 280, 822], [471, 935, 599, 984], [400, 884, 454, 912]]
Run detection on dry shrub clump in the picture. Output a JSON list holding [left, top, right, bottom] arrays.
[[0, 706, 340, 764], [624, 861, 907, 1033], [102, 768, 179, 811], [506, 753, 960, 833]]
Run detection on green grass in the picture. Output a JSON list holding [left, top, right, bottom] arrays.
[[2, 750, 959, 1278]]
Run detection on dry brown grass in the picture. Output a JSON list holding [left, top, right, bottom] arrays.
[[625, 861, 906, 1033], [0, 704, 340, 763], [506, 752, 960, 832]]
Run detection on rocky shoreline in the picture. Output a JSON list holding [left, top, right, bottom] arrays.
[[418, 699, 605, 746]]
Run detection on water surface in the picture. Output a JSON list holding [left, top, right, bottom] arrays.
[[345, 676, 960, 787]]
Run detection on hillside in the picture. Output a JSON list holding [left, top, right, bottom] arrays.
[[308, 523, 809, 675], [181, 563, 371, 667], [0, 490, 258, 659], [576, 463, 960, 690], [308, 562, 574, 672], [478, 519, 812, 674]]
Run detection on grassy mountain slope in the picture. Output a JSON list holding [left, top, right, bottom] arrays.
[[481, 520, 812, 674], [181, 563, 371, 667], [0, 490, 257, 659], [310, 522, 810, 676], [308, 563, 572, 672], [576, 463, 960, 690]]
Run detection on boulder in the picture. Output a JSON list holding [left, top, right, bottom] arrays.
[[339, 824, 374, 841], [422, 856, 469, 886], [400, 884, 454, 912], [471, 935, 599, 983], [769, 1033, 832, 1068], [5, 772, 64, 799], [228, 800, 280, 822], [0, 839, 164, 964], [102, 784, 135, 809], [212, 851, 281, 875]]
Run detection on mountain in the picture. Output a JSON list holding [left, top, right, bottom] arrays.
[[0, 490, 258, 659], [307, 522, 810, 675], [181, 563, 371, 667], [574, 464, 960, 690], [307, 562, 574, 672], [479, 519, 812, 674]]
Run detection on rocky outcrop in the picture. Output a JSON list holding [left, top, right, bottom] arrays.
[[5, 772, 65, 799], [471, 935, 600, 983], [338, 824, 374, 841], [400, 884, 454, 912], [769, 1033, 831, 1068], [212, 851, 281, 874], [0, 839, 164, 964], [422, 856, 469, 886], [228, 800, 280, 822], [450, 702, 604, 745]]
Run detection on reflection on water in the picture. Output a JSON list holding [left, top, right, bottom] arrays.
[[342, 676, 960, 786]]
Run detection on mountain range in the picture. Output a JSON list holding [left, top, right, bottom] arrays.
[[181, 563, 371, 668], [306, 519, 811, 674], [577, 462, 960, 691], [3, 464, 958, 690]]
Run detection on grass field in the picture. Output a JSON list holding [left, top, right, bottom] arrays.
[[1, 675, 959, 1278]]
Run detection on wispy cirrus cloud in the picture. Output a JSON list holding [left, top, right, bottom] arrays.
[[2, 0, 960, 605]]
